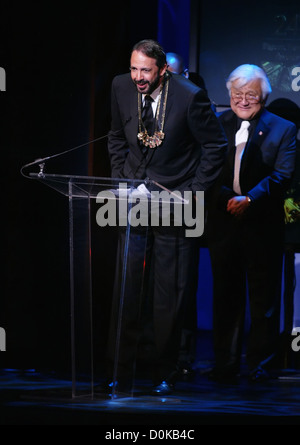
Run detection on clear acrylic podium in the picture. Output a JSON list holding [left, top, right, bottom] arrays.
[[29, 172, 188, 399]]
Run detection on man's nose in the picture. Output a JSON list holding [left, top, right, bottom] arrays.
[[135, 70, 144, 81], [241, 96, 249, 104]]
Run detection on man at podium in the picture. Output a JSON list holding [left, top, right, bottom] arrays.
[[105, 39, 227, 396]]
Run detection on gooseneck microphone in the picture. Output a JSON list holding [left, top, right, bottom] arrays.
[[20, 134, 109, 178], [20, 116, 132, 179]]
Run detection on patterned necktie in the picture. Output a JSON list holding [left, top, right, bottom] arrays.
[[142, 95, 154, 134], [233, 120, 250, 195]]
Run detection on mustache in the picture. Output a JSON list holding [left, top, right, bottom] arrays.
[[135, 80, 149, 86]]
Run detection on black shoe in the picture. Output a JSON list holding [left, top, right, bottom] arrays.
[[248, 367, 270, 383], [151, 380, 174, 396]]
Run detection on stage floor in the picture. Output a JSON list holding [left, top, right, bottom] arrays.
[[1, 331, 300, 426], [1, 365, 300, 426]]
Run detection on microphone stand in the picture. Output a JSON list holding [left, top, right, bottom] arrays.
[[20, 133, 108, 179]]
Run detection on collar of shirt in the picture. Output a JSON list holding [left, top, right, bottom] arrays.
[[143, 85, 161, 116], [236, 115, 260, 138]]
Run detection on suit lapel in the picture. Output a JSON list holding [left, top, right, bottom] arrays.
[[130, 89, 139, 129], [160, 74, 174, 128], [220, 112, 238, 168], [128, 89, 146, 162], [240, 110, 270, 173]]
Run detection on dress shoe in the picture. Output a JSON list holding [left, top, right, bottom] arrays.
[[151, 380, 174, 396], [248, 367, 270, 383]]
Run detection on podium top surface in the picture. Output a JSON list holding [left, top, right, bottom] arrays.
[[29, 173, 188, 203]]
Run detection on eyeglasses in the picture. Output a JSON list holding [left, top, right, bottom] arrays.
[[231, 92, 261, 104]]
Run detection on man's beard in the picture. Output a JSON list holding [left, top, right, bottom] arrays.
[[134, 72, 161, 94]]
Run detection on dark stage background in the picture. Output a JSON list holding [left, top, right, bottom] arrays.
[[1, 0, 300, 374], [199, 0, 300, 252]]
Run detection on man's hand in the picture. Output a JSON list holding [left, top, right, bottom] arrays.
[[227, 196, 251, 217]]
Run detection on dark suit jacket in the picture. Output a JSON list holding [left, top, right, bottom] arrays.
[[207, 108, 297, 240], [107, 72, 227, 193]]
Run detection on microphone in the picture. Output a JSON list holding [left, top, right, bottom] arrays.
[[20, 116, 132, 179], [20, 134, 108, 178]]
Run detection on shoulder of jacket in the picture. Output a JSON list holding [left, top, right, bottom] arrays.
[[112, 73, 131, 85], [261, 108, 297, 131], [217, 108, 234, 122], [168, 72, 201, 95]]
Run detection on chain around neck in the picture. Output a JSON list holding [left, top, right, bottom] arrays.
[[137, 77, 169, 149]]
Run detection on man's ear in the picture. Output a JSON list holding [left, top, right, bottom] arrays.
[[160, 63, 168, 78]]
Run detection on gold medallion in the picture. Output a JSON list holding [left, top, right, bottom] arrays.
[[137, 77, 169, 149]]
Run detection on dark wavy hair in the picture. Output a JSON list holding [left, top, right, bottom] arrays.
[[131, 39, 167, 69]]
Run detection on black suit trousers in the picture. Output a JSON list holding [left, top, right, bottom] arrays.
[[208, 216, 283, 373], [107, 224, 199, 384]]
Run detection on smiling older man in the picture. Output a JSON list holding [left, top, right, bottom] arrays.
[[207, 64, 297, 383]]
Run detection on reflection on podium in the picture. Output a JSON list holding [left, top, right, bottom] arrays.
[[27, 172, 195, 399]]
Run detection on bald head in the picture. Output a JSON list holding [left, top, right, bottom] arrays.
[[166, 52, 185, 75]]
